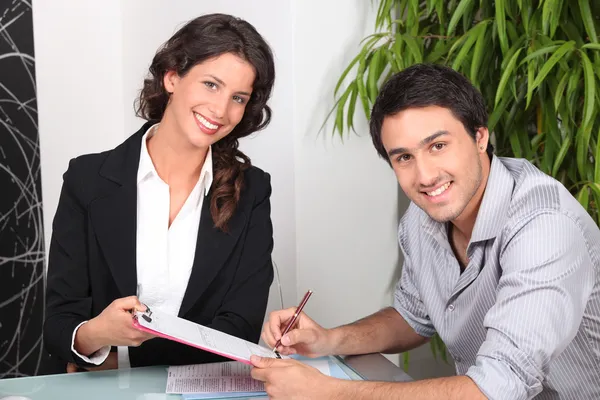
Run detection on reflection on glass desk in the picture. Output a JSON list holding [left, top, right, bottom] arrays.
[[0, 353, 411, 400]]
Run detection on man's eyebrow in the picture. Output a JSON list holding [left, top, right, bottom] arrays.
[[387, 130, 449, 157]]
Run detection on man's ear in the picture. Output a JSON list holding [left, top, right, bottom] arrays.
[[475, 127, 489, 152]]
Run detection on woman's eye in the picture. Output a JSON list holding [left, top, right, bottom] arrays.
[[233, 95, 246, 104], [204, 81, 217, 90]]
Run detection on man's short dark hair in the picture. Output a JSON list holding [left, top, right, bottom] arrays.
[[369, 63, 493, 163]]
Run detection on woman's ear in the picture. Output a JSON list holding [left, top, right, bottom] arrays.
[[163, 70, 179, 94]]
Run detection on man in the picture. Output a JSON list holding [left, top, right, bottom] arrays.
[[250, 64, 600, 399]]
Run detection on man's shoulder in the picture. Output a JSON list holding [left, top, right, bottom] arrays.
[[498, 157, 600, 248], [500, 157, 581, 221]]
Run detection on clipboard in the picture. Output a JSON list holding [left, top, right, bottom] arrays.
[[132, 306, 288, 365]]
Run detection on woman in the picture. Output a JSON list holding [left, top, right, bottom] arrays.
[[43, 13, 276, 372]]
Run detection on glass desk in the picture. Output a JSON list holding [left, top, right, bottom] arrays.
[[0, 353, 412, 400]]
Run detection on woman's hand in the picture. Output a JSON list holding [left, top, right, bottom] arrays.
[[74, 296, 155, 356]]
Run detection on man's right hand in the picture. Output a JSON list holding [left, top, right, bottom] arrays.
[[74, 296, 155, 356], [261, 308, 336, 358]]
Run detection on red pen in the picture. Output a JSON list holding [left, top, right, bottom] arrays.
[[272, 289, 313, 355]]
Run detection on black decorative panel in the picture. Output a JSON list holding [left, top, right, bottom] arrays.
[[0, 0, 46, 378]]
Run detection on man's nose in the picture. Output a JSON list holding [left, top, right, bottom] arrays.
[[415, 158, 439, 188]]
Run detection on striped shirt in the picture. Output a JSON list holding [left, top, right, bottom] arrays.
[[393, 156, 600, 399]]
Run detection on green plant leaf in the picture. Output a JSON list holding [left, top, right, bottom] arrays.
[[576, 124, 593, 178], [550, 0, 564, 38], [501, 36, 527, 70], [452, 22, 487, 70], [595, 127, 600, 182], [496, 0, 509, 54], [334, 53, 362, 96], [542, 0, 553, 35], [526, 58, 536, 109], [495, 48, 523, 107], [367, 48, 384, 103], [470, 23, 489, 85], [519, 45, 561, 66], [402, 33, 423, 63], [588, 183, 600, 202], [334, 81, 355, 135], [577, 185, 590, 209], [579, 0, 598, 44], [580, 50, 597, 131], [552, 134, 572, 176], [356, 55, 371, 119], [447, 0, 474, 35], [489, 94, 511, 132], [347, 81, 359, 134], [582, 44, 600, 51], [393, 34, 405, 70], [531, 41, 576, 92], [567, 64, 582, 109], [553, 71, 570, 111], [510, 131, 523, 157]]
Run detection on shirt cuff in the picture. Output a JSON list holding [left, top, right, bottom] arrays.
[[117, 346, 131, 369], [466, 355, 543, 400], [71, 321, 110, 365], [393, 298, 436, 338]]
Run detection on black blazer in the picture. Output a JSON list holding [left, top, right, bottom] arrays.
[[43, 122, 274, 371]]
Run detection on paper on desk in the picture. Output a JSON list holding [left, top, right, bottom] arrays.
[[133, 308, 287, 364], [167, 359, 331, 395]]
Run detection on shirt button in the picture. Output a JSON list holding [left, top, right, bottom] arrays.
[[448, 304, 455, 311]]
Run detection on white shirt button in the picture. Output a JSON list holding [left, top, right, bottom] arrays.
[[448, 304, 455, 311]]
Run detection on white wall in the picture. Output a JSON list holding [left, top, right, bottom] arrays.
[[33, 0, 126, 255], [292, 0, 403, 361]]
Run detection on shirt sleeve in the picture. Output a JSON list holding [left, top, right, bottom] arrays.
[[70, 321, 110, 365], [393, 223, 436, 338], [466, 212, 596, 400]]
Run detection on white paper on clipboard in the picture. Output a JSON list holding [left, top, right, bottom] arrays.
[[133, 307, 288, 364]]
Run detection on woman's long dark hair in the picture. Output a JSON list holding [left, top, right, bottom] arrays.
[[135, 13, 275, 232]]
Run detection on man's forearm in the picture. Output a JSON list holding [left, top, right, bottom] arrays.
[[328, 375, 486, 400], [329, 307, 427, 355]]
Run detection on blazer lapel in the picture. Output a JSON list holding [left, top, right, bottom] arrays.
[[179, 193, 247, 317], [89, 124, 150, 298]]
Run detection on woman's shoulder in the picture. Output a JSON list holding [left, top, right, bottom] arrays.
[[61, 124, 149, 203], [240, 164, 272, 201]]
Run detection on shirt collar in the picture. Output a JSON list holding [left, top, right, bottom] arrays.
[[137, 123, 214, 198], [420, 155, 515, 246], [469, 155, 514, 243]]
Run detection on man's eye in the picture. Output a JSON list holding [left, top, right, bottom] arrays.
[[397, 154, 411, 163], [432, 143, 446, 151]]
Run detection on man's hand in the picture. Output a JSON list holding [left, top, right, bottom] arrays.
[[67, 352, 118, 373], [261, 308, 335, 357], [250, 356, 337, 400]]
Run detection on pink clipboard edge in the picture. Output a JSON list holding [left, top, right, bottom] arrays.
[[132, 315, 253, 366]]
